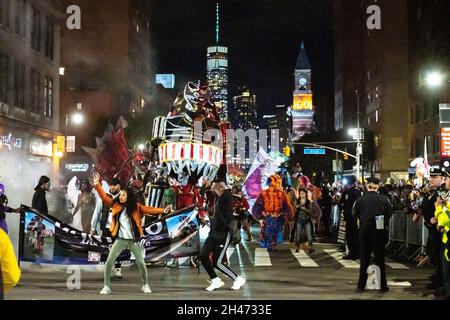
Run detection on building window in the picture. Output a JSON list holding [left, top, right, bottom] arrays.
[[434, 133, 440, 154], [0, 54, 8, 103], [30, 68, 40, 114], [0, 0, 11, 28], [31, 6, 41, 52], [44, 16, 54, 60], [415, 138, 423, 157], [13, 61, 25, 108], [43, 76, 53, 117], [15, 0, 26, 37], [415, 104, 422, 123]]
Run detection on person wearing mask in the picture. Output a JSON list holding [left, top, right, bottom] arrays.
[[340, 175, 363, 260], [420, 167, 444, 290], [0, 228, 21, 299], [199, 180, 246, 291], [93, 172, 172, 295], [353, 177, 394, 293], [32, 176, 50, 214], [91, 178, 122, 278], [0, 194, 20, 234], [72, 179, 96, 233]]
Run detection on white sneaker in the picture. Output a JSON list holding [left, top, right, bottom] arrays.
[[230, 276, 246, 290], [100, 286, 112, 295], [112, 268, 122, 278], [205, 277, 225, 291], [141, 284, 152, 294]]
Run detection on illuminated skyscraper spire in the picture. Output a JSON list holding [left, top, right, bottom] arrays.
[[216, 2, 220, 45], [207, 1, 228, 121]]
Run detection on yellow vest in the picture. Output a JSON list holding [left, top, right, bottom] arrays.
[[434, 204, 450, 262], [0, 229, 21, 293]]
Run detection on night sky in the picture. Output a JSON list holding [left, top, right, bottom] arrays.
[[151, 0, 334, 121]]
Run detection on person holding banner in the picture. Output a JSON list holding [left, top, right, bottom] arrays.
[[93, 173, 172, 295], [91, 177, 122, 278], [0, 194, 20, 234], [199, 180, 246, 291]]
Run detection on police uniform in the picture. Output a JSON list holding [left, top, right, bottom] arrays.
[[433, 169, 450, 299], [422, 167, 444, 288], [341, 176, 364, 259], [353, 177, 394, 292]]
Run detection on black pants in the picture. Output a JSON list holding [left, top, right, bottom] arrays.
[[200, 234, 238, 281], [443, 243, 450, 298], [345, 214, 359, 257], [102, 228, 121, 269], [322, 208, 331, 234], [428, 227, 443, 285], [358, 224, 388, 289]]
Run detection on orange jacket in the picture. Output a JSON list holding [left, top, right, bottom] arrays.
[[95, 184, 164, 240]]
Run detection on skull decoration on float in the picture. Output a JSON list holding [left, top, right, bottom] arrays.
[[146, 81, 227, 210], [154, 81, 223, 181]]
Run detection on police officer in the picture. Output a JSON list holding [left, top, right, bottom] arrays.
[[433, 168, 450, 299], [353, 177, 394, 292], [421, 167, 444, 290], [341, 175, 363, 259]]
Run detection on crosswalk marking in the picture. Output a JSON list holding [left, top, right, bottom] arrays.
[[254, 248, 272, 266], [323, 249, 360, 269], [385, 259, 409, 270], [290, 249, 319, 267], [387, 280, 412, 287]]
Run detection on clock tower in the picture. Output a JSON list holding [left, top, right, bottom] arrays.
[[292, 42, 314, 139]]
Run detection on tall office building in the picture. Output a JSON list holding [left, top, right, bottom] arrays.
[[60, 0, 153, 176], [207, 2, 228, 121], [0, 0, 63, 201], [232, 86, 257, 130]]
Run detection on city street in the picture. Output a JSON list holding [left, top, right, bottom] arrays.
[[8, 241, 437, 300]]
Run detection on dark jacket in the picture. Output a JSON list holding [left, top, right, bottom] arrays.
[[420, 188, 441, 227], [353, 191, 394, 227], [209, 189, 234, 241], [32, 189, 48, 214], [341, 186, 363, 220]]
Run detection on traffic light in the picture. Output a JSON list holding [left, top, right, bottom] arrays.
[[343, 147, 348, 160], [284, 145, 290, 157]]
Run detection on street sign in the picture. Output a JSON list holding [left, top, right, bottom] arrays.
[[304, 148, 325, 155]]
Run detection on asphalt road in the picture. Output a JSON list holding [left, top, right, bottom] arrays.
[[6, 241, 441, 300]]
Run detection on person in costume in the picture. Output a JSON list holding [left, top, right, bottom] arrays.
[[252, 174, 294, 251]]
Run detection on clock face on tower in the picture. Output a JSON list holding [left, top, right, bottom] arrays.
[[299, 77, 307, 86]]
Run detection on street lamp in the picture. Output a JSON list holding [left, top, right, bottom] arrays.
[[65, 111, 84, 172], [425, 71, 445, 88], [347, 91, 363, 181]]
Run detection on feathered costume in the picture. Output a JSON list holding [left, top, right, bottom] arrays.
[[252, 174, 294, 251]]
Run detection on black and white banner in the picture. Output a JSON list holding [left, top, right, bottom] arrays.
[[19, 205, 200, 265]]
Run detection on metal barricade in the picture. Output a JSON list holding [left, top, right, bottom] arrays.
[[389, 211, 407, 242]]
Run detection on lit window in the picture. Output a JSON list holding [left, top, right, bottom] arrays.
[[376, 110, 379, 122]]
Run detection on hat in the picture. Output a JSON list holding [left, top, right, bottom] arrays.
[[441, 167, 450, 178], [213, 164, 227, 183], [366, 177, 381, 185], [109, 178, 121, 186], [430, 167, 444, 177], [34, 175, 50, 191]]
